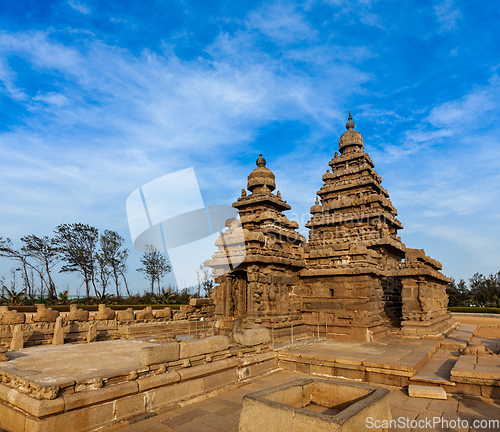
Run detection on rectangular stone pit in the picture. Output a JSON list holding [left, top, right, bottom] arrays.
[[239, 378, 391, 432]]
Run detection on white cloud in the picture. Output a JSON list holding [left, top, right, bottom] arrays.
[[32, 92, 69, 107], [245, 2, 316, 44], [434, 0, 462, 32], [0, 58, 27, 101], [68, 0, 91, 15], [0, 24, 371, 248]]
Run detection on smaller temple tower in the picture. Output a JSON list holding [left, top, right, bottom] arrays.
[[205, 154, 308, 336]]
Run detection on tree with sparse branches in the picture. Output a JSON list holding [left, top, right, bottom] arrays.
[[98, 230, 129, 298], [197, 265, 214, 298], [20, 234, 60, 300], [136, 245, 171, 294], [54, 223, 99, 298], [0, 237, 34, 299]]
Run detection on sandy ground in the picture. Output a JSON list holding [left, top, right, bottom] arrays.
[[453, 315, 500, 338]]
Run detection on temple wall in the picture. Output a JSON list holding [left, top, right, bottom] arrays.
[[299, 274, 386, 341]]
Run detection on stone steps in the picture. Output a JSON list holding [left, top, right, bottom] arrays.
[[407, 325, 477, 386], [440, 323, 476, 349], [409, 348, 459, 386]]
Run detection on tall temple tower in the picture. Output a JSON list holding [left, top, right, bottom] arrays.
[[300, 112, 407, 340], [208, 114, 455, 341]]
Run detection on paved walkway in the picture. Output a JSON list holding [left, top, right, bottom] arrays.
[[110, 370, 500, 432]]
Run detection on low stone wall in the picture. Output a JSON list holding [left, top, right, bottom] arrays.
[[0, 320, 119, 348], [0, 300, 215, 349], [0, 329, 275, 432]]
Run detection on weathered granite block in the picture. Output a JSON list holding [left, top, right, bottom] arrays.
[[140, 342, 180, 366], [408, 384, 446, 400], [116, 308, 135, 322], [234, 328, 271, 347], [52, 317, 64, 345], [179, 335, 229, 359], [63, 381, 138, 411], [10, 325, 23, 350], [87, 325, 97, 343], [189, 298, 213, 307], [137, 370, 180, 392]]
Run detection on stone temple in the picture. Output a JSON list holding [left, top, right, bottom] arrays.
[[206, 113, 455, 341]]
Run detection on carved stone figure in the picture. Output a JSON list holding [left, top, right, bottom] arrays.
[[65, 305, 89, 322], [94, 304, 115, 320], [155, 307, 172, 320], [0, 306, 25, 324], [33, 304, 59, 323], [136, 306, 154, 320], [116, 308, 135, 322]]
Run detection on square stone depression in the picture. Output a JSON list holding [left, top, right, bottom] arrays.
[[239, 378, 391, 432]]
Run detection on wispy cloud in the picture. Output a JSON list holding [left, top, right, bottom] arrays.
[[68, 0, 91, 15], [434, 0, 462, 32], [0, 0, 499, 288], [246, 2, 316, 44]]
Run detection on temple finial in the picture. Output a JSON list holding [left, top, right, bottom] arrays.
[[346, 111, 355, 131], [256, 153, 266, 167]]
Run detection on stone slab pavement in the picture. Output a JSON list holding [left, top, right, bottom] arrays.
[[97, 370, 500, 432], [0, 339, 149, 384]]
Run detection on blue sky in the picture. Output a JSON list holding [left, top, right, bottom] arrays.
[[0, 0, 499, 295]]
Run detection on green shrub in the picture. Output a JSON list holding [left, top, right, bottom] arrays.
[[449, 306, 500, 314]]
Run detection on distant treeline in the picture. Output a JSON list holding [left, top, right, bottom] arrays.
[[447, 272, 500, 307], [0, 223, 131, 302], [0, 223, 213, 307]]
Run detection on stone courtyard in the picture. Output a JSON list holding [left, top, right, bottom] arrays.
[[110, 370, 500, 432]]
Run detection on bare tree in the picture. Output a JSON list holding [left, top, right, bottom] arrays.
[[197, 265, 214, 298], [0, 238, 34, 297], [136, 245, 171, 294], [20, 235, 60, 300], [95, 252, 112, 297]]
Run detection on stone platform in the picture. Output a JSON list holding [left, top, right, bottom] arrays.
[[1, 324, 500, 432], [277, 337, 440, 387], [0, 331, 276, 432], [277, 324, 500, 399]]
